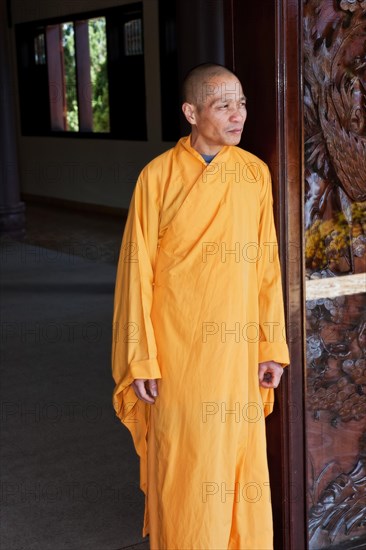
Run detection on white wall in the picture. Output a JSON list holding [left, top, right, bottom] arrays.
[[11, 0, 176, 209]]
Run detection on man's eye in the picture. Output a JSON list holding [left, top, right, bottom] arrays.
[[220, 104, 229, 109]]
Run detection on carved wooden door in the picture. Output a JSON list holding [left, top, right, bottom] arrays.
[[304, 1, 366, 548]]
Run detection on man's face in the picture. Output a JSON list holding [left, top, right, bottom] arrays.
[[184, 75, 247, 153]]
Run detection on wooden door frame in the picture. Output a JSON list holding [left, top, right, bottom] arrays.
[[224, 1, 307, 548], [274, 2, 307, 548]]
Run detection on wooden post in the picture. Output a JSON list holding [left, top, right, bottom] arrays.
[[0, 0, 25, 237], [46, 25, 67, 131]]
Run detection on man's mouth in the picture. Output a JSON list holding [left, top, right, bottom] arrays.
[[227, 128, 243, 134]]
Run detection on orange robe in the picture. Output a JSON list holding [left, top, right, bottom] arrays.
[[112, 136, 290, 549]]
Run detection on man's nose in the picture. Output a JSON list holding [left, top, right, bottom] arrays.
[[230, 108, 246, 121]]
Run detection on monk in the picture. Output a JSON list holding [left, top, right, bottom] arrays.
[[112, 63, 290, 549]]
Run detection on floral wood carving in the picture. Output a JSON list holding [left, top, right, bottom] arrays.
[[308, 433, 366, 548], [307, 294, 366, 426], [306, 291, 366, 549], [304, 0, 366, 276]]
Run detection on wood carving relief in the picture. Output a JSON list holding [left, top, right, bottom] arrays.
[[308, 434, 366, 545], [304, 1, 366, 548], [304, 0, 366, 276], [306, 294, 366, 546]]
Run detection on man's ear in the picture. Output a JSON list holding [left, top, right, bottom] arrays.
[[182, 102, 196, 125]]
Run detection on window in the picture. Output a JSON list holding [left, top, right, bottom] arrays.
[[124, 19, 143, 56], [15, 4, 147, 140]]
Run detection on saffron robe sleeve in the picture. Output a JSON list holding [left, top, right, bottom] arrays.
[[257, 166, 290, 414], [111, 174, 161, 493]]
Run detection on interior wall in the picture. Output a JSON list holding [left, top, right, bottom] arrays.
[[10, 0, 175, 210]]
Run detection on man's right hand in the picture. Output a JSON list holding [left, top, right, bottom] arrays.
[[132, 379, 158, 404]]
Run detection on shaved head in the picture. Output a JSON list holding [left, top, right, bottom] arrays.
[[182, 63, 238, 107], [181, 63, 246, 154]]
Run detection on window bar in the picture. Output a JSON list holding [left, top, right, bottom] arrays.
[[46, 25, 67, 131]]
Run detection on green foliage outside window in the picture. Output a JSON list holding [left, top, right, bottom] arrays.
[[62, 23, 79, 131], [62, 18, 109, 132], [88, 17, 110, 132]]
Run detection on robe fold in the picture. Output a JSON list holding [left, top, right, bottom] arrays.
[[112, 136, 290, 549]]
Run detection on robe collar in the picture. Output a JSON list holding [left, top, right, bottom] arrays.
[[178, 135, 230, 166]]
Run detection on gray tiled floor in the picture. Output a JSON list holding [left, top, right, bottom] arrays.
[[23, 202, 127, 265], [1, 203, 150, 550]]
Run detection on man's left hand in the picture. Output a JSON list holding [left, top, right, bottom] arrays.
[[258, 361, 284, 389]]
